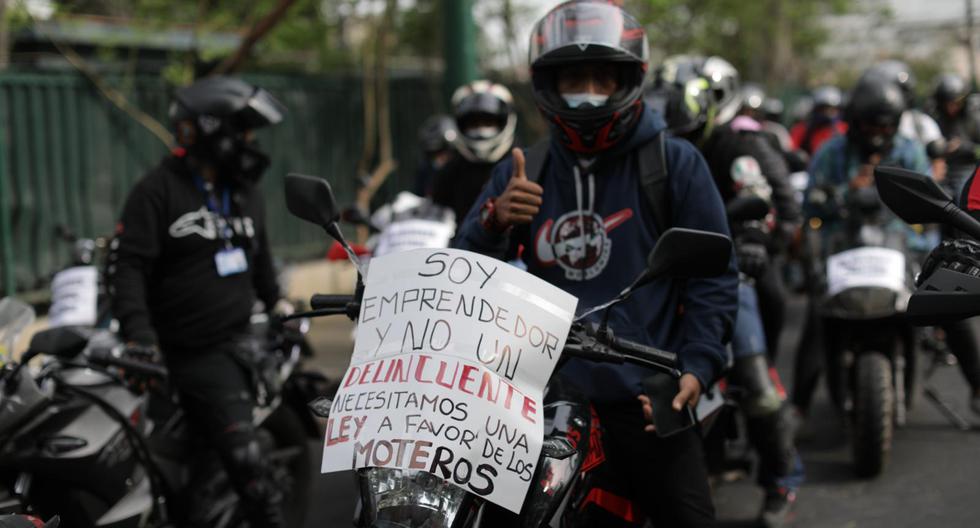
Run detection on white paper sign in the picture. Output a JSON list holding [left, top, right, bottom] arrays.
[[48, 266, 98, 327], [373, 219, 456, 257], [321, 248, 577, 513], [826, 247, 907, 297]]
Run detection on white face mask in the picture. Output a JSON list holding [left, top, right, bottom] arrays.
[[464, 126, 500, 140], [561, 92, 610, 109]]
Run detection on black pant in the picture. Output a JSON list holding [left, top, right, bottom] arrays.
[[594, 402, 715, 528], [941, 319, 980, 392], [756, 261, 788, 362], [166, 336, 284, 527]]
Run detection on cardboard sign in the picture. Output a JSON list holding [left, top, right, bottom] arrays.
[[826, 247, 907, 297], [48, 266, 99, 327], [373, 219, 455, 257], [321, 249, 577, 513]]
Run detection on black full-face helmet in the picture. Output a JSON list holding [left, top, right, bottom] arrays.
[[529, 0, 649, 155], [934, 73, 969, 107], [861, 60, 916, 107], [650, 54, 740, 143], [845, 75, 906, 158], [170, 76, 285, 186]]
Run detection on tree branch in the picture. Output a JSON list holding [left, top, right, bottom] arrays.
[[210, 0, 296, 76]]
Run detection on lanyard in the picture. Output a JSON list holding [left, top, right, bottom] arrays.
[[192, 174, 234, 243]]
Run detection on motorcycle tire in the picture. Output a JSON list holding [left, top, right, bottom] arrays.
[[852, 352, 894, 478]]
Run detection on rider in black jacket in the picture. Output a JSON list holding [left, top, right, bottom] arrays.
[[108, 76, 290, 526], [652, 55, 804, 527]]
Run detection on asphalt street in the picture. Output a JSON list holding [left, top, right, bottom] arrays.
[[300, 296, 980, 528]]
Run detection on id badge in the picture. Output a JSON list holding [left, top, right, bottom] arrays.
[[215, 247, 249, 277]]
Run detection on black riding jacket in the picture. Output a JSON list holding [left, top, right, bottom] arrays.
[[702, 119, 802, 236], [109, 154, 280, 350]]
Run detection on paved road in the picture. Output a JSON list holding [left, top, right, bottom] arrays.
[[300, 297, 980, 527]]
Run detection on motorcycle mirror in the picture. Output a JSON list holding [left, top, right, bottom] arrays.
[[284, 173, 340, 229], [575, 228, 732, 323], [285, 173, 365, 275], [874, 166, 980, 239], [726, 195, 770, 223], [644, 228, 732, 283]]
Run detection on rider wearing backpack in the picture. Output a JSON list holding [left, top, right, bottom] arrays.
[[454, 2, 738, 525], [652, 54, 805, 527]]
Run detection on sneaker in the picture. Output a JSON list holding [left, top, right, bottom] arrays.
[[760, 487, 797, 528]]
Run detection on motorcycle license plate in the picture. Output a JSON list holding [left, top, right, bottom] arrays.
[[49, 266, 98, 327], [826, 247, 906, 297]]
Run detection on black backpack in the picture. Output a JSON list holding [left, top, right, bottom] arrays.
[[522, 131, 672, 234]]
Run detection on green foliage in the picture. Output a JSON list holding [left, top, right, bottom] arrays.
[[626, 0, 851, 86]]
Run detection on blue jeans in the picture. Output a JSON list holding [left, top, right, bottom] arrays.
[[733, 281, 806, 492], [733, 281, 768, 359]]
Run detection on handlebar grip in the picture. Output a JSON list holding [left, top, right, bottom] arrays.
[[88, 349, 169, 380], [610, 336, 677, 370], [310, 294, 355, 311]]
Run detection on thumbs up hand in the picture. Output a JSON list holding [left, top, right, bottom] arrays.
[[492, 148, 544, 228]]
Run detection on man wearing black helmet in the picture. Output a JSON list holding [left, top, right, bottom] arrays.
[[109, 76, 290, 526], [414, 114, 459, 196], [456, 2, 738, 525], [653, 54, 805, 528], [430, 80, 517, 225], [931, 73, 980, 194], [861, 60, 947, 180], [792, 71, 980, 422]]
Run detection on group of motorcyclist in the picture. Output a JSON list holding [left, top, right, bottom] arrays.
[[82, 0, 980, 527]]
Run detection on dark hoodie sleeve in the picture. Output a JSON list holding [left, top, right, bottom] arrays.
[[250, 194, 281, 309], [109, 174, 164, 346], [667, 139, 739, 389], [452, 156, 520, 258], [749, 133, 802, 227]]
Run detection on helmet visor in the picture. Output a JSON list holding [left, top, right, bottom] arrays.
[[530, 2, 648, 68]]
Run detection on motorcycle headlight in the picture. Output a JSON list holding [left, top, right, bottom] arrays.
[[359, 468, 471, 528]]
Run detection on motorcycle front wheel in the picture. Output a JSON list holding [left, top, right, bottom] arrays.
[[852, 352, 894, 478]]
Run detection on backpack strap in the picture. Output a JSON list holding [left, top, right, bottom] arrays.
[[523, 134, 671, 233], [638, 131, 671, 234], [524, 139, 551, 183]]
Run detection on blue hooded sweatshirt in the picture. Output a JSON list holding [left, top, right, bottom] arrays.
[[454, 107, 738, 403]]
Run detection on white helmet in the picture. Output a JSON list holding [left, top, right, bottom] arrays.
[[451, 80, 517, 163]]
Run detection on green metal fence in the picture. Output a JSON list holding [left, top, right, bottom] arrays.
[[0, 71, 444, 296]]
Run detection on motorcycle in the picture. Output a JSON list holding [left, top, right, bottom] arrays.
[[0, 298, 327, 527], [48, 225, 113, 329], [281, 173, 732, 527], [876, 166, 980, 429], [804, 182, 919, 477], [342, 191, 456, 259]]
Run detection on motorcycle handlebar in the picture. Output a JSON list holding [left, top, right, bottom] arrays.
[[563, 325, 678, 375], [310, 294, 355, 311], [87, 348, 169, 380]]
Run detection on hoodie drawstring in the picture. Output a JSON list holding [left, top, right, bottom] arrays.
[[572, 166, 597, 281]]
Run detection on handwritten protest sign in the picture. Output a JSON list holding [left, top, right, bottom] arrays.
[[321, 248, 577, 513], [49, 266, 99, 328]]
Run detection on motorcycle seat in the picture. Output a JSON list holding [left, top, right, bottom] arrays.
[[28, 326, 92, 360]]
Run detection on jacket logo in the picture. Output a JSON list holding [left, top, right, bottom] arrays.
[[168, 206, 255, 240], [534, 208, 633, 280]]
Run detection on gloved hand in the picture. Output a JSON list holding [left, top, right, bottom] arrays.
[[737, 242, 769, 279], [917, 238, 980, 287], [121, 342, 163, 393]]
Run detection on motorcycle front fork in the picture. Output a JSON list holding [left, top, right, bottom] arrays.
[[837, 348, 908, 425]]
